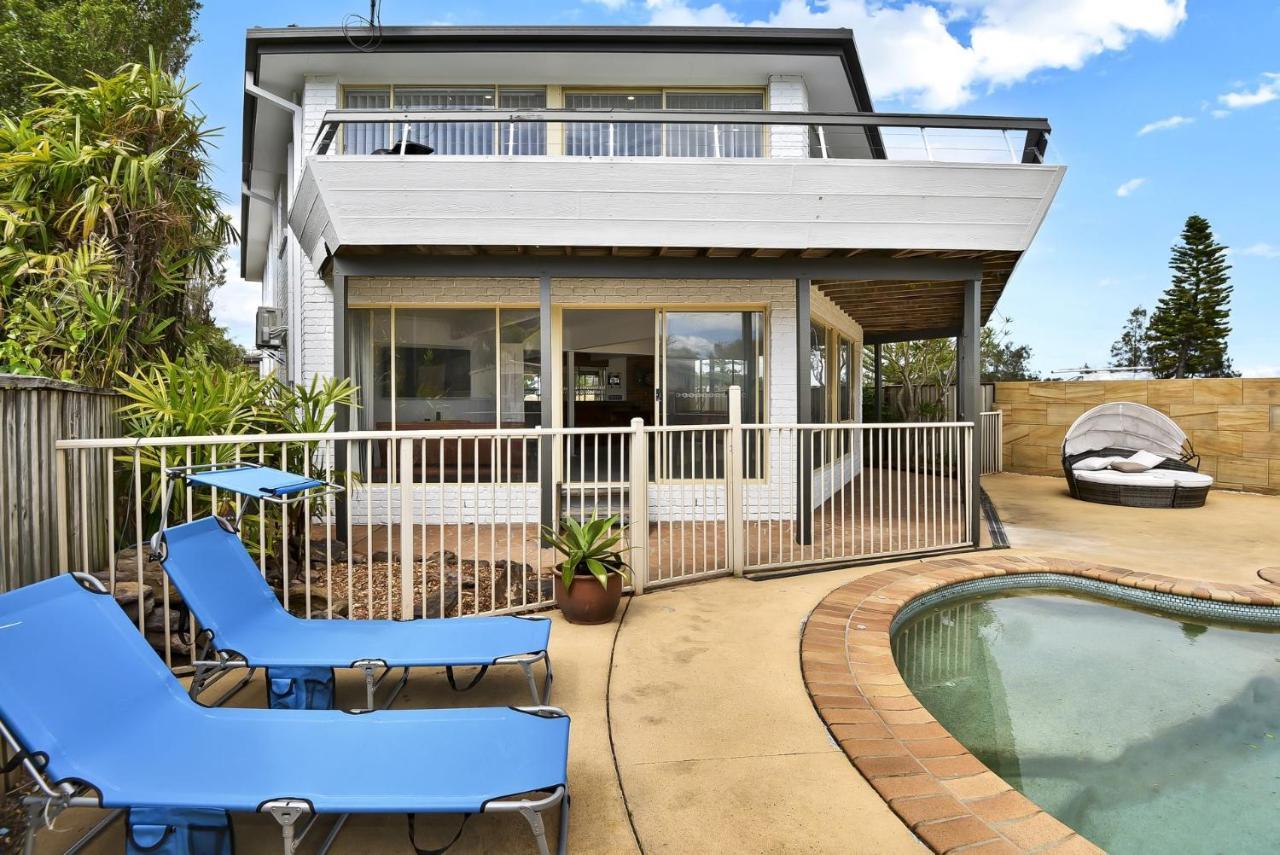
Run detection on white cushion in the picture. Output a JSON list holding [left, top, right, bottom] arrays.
[[1074, 468, 1213, 489], [1075, 469, 1172, 488], [1109, 449, 1166, 473], [1072, 456, 1122, 472], [1148, 469, 1214, 488]]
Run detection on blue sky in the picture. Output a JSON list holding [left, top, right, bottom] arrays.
[[190, 1, 1279, 377]]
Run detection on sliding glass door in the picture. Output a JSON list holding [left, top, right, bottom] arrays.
[[660, 310, 765, 479]]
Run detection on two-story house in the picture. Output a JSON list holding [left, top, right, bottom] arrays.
[[240, 25, 1063, 562]]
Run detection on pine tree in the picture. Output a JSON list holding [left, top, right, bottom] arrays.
[[1146, 215, 1234, 378], [1108, 306, 1149, 370]]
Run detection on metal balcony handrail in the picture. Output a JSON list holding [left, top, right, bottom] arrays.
[[311, 107, 1052, 162], [318, 107, 1051, 129]]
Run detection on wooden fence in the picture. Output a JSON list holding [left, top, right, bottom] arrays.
[[0, 375, 121, 592], [877, 383, 996, 420]]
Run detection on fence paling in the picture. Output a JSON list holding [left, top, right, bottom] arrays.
[[52, 420, 978, 657], [980, 411, 1003, 475], [739, 423, 975, 572]]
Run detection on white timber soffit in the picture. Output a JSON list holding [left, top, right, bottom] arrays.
[[289, 158, 1066, 271]]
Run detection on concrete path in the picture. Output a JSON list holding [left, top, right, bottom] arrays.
[[985, 472, 1280, 585], [611, 571, 926, 854]]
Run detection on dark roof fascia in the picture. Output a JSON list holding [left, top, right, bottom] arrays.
[[240, 26, 876, 278]]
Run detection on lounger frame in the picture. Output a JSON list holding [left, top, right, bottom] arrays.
[[187, 632, 555, 709], [260, 775, 568, 855]]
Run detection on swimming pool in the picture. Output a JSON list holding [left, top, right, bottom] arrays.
[[892, 587, 1280, 854]]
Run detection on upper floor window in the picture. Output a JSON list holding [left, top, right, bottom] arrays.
[[342, 86, 548, 155], [563, 90, 764, 158], [564, 91, 663, 157], [338, 85, 764, 158], [665, 92, 765, 158]]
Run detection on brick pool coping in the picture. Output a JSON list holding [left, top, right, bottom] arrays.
[[801, 554, 1280, 855]]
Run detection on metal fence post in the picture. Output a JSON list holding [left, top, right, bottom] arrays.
[[55, 447, 69, 574], [398, 437, 414, 620], [628, 418, 648, 595], [726, 386, 745, 577]]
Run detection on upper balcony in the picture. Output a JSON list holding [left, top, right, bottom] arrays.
[[291, 107, 1064, 273]]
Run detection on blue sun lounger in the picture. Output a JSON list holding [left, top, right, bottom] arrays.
[[154, 464, 553, 708], [0, 574, 570, 855]]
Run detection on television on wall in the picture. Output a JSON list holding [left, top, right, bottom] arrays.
[[378, 345, 471, 398]]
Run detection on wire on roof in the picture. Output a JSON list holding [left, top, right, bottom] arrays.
[[342, 0, 383, 53]]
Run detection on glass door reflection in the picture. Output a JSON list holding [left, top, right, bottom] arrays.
[[661, 311, 764, 479]]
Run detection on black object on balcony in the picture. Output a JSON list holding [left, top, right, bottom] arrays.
[[371, 141, 435, 155]]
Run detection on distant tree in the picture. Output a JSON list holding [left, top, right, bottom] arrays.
[[865, 339, 957, 421], [1147, 215, 1235, 378], [863, 317, 1037, 421], [981, 317, 1038, 381], [0, 0, 201, 118], [1108, 306, 1150, 370]]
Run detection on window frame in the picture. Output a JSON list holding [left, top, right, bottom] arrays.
[[337, 84, 549, 155]]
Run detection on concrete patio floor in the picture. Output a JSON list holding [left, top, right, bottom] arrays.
[[984, 472, 1280, 585], [30, 474, 1280, 854]]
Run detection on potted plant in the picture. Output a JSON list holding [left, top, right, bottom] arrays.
[[542, 515, 631, 624]]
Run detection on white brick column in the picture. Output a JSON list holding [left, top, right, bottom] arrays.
[[297, 76, 338, 385], [768, 74, 810, 159]]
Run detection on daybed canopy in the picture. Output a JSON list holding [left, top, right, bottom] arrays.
[[1062, 402, 1189, 459]]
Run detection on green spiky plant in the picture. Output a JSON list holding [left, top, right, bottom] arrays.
[[541, 514, 632, 590], [115, 351, 360, 558]]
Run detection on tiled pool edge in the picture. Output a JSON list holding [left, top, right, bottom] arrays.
[[801, 554, 1280, 855]]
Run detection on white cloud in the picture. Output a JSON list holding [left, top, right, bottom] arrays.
[[1240, 242, 1280, 259], [1240, 364, 1280, 378], [1115, 177, 1146, 197], [209, 204, 259, 348], [211, 258, 259, 348], [645, 0, 738, 25], [585, 0, 630, 9], [1137, 114, 1193, 135], [1218, 72, 1280, 110], [1211, 109, 1231, 119], [607, 0, 1187, 109]]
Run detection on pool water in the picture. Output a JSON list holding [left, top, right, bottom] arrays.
[[893, 590, 1280, 854]]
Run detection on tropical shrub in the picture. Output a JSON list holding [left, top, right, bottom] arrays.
[[115, 352, 359, 551], [0, 55, 235, 385]]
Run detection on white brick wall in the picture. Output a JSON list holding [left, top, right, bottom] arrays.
[[301, 75, 337, 157], [296, 76, 339, 385], [768, 74, 810, 159]]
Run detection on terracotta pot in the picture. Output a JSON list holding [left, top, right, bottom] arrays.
[[554, 569, 623, 624]]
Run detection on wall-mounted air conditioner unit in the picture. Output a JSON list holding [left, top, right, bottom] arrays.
[[255, 306, 287, 350]]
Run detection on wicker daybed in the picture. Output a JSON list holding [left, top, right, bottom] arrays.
[[1062, 402, 1212, 509]]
